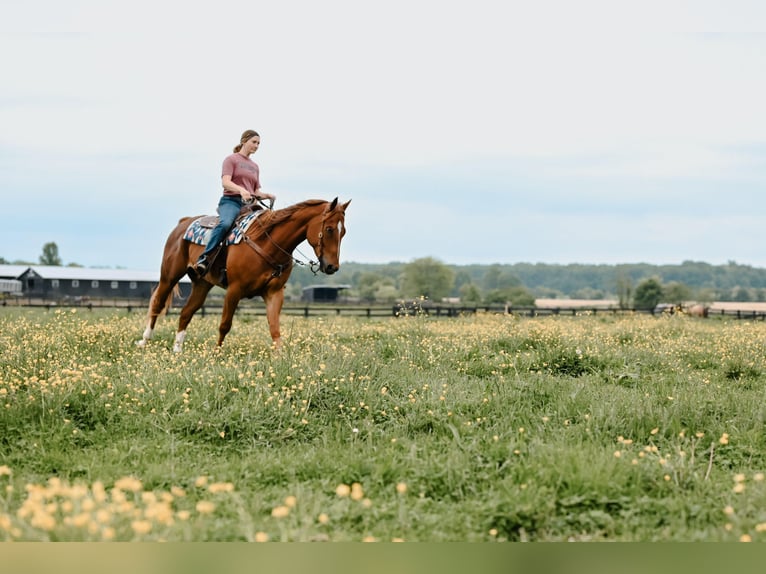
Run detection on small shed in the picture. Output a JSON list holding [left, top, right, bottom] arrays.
[[301, 284, 351, 303], [0, 265, 27, 295], [0, 278, 22, 295]]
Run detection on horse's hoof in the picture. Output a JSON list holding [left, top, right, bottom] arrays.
[[136, 339, 147, 347]]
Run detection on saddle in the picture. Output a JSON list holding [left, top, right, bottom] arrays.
[[196, 203, 263, 229], [182, 204, 265, 248]]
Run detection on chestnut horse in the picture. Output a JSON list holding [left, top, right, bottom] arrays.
[[137, 198, 350, 352]]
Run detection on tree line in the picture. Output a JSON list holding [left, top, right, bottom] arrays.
[[5, 244, 766, 308], [288, 258, 766, 308]]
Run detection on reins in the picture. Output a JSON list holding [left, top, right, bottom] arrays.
[[244, 205, 323, 277]]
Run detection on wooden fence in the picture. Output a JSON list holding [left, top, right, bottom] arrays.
[[3, 297, 766, 320]]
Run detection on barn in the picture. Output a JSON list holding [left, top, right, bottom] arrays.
[[1, 265, 190, 301], [301, 284, 351, 303]]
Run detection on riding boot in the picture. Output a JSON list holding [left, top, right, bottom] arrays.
[[193, 256, 209, 276]]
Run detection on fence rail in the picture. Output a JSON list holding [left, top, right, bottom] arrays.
[[2, 297, 766, 320]]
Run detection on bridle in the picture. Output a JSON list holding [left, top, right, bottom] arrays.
[[244, 205, 332, 277]]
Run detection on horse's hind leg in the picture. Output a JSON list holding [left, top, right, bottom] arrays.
[[136, 277, 182, 347], [173, 280, 214, 353]]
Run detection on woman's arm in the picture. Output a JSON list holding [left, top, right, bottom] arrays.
[[222, 175, 252, 201], [222, 176, 275, 202]]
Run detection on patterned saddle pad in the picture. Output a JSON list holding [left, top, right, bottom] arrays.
[[183, 210, 263, 246]]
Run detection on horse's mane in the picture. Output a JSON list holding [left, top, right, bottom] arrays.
[[249, 199, 327, 239]]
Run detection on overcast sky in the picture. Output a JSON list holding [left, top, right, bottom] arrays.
[[2, 1, 765, 271]]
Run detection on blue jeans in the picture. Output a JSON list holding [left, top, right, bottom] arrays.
[[201, 195, 242, 260]]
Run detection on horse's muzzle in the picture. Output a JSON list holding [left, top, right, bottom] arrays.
[[322, 262, 338, 275]]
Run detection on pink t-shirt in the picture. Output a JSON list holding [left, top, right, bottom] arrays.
[[221, 153, 260, 196]]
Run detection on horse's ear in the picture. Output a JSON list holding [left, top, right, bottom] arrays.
[[341, 199, 351, 212], [328, 197, 339, 211]]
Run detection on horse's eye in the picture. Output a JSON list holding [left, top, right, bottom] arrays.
[[325, 227, 333, 235]]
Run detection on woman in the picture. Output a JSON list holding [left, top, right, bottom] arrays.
[[193, 129, 276, 275]]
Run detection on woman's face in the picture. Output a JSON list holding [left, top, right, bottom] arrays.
[[241, 135, 260, 155]]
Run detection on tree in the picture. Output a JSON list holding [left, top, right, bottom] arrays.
[[662, 282, 693, 304], [484, 286, 536, 306], [459, 282, 483, 304], [374, 284, 400, 304], [571, 287, 605, 300], [452, 270, 473, 297], [357, 272, 396, 303], [615, 273, 633, 310], [633, 277, 663, 310], [733, 286, 752, 302], [482, 264, 521, 291], [39, 242, 63, 266], [401, 257, 455, 301], [0, 256, 7, 264]]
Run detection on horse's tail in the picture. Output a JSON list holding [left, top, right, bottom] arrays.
[[164, 284, 181, 315], [147, 283, 180, 320]]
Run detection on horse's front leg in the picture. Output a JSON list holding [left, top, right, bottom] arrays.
[[263, 287, 285, 350]]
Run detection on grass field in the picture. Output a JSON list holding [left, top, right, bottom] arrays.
[[1, 307, 766, 541]]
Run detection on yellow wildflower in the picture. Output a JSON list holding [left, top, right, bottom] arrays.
[[114, 476, 143, 492], [271, 505, 290, 518], [208, 482, 235, 494], [131, 520, 152, 535], [336, 484, 351, 497], [196, 500, 216, 514], [350, 483, 364, 501]]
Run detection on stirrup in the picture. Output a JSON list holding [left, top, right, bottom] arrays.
[[194, 258, 209, 275]]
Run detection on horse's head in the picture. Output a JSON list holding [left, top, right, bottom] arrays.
[[307, 197, 351, 275]]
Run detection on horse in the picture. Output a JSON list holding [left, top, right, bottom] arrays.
[[687, 303, 709, 318], [136, 197, 351, 352]]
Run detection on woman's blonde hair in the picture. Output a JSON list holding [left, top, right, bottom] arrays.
[[234, 129, 260, 153]]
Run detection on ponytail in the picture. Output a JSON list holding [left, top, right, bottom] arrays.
[[234, 129, 259, 153]]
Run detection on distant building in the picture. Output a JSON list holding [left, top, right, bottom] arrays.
[[0, 265, 190, 301], [301, 284, 351, 303], [0, 265, 26, 295]]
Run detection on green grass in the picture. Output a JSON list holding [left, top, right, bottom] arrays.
[[2, 308, 766, 541]]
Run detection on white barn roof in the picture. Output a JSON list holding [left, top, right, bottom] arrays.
[[0, 265, 31, 279], [5, 265, 190, 283]]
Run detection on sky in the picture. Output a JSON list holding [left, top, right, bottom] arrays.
[[2, 0, 766, 271]]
